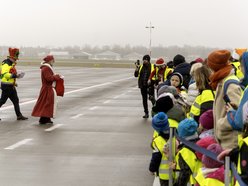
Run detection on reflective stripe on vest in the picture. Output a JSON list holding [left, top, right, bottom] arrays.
[[153, 136, 170, 180], [189, 89, 215, 118]]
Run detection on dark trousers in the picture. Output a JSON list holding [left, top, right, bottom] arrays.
[[0, 84, 22, 117], [160, 179, 169, 186], [140, 87, 149, 114]]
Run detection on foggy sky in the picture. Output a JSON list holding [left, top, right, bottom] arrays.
[[1, 0, 247, 49]]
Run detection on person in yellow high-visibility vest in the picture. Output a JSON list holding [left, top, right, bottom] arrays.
[[217, 51, 248, 185], [174, 118, 199, 186], [148, 58, 173, 85], [207, 49, 242, 149], [196, 143, 224, 186], [149, 112, 174, 186], [0, 48, 28, 121], [134, 54, 155, 118]]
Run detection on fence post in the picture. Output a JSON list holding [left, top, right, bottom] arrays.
[[168, 127, 175, 186], [225, 156, 231, 186]]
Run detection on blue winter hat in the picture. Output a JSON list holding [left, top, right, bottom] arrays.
[[152, 112, 169, 133], [177, 118, 198, 138]]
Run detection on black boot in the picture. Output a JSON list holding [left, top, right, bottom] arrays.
[[17, 115, 28, 120], [142, 113, 149, 118]]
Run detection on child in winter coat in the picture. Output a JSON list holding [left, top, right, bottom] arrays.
[[149, 112, 174, 186], [189, 65, 214, 123], [173, 118, 199, 186], [198, 110, 214, 139], [196, 143, 224, 186]]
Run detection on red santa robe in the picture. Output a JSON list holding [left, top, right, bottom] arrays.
[[32, 62, 60, 118]]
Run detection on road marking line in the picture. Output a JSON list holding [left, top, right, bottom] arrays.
[[103, 100, 111, 104], [44, 124, 64, 132], [71, 114, 84, 119], [1, 77, 133, 111], [89, 106, 98, 110], [4, 138, 33, 150], [114, 93, 126, 99]]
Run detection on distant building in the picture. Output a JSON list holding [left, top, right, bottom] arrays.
[[95, 51, 121, 60], [123, 52, 143, 61], [72, 52, 91, 60], [49, 51, 71, 59]]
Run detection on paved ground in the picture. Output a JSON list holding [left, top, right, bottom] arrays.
[[0, 66, 155, 186]]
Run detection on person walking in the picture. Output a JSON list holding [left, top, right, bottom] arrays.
[[32, 55, 62, 124], [134, 54, 154, 118], [0, 48, 28, 121]]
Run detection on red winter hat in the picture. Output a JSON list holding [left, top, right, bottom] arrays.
[[8, 48, 19, 60], [43, 55, 54, 62], [199, 110, 214, 130], [202, 143, 223, 168], [207, 50, 231, 72], [196, 136, 216, 160], [195, 58, 204, 63], [156, 58, 165, 66]]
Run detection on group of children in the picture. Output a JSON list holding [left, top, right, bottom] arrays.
[[146, 48, 248, 186]]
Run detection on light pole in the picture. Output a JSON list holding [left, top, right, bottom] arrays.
[[145, 22, 155, 56]]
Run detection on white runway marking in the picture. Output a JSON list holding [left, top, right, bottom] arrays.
[[1, 77, 133, 111], [4, 138, 33, 150], [71, 114, 84, 119], [44, 124, 64, 132], [89, 106, 98, 110], [113, 93, 126, 99], [103, 100, 111, 104]]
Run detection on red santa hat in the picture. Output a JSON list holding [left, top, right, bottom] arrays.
[[155, 58, 165, 66], [8, 48, 20, 60], [43, 55, 54, 63]]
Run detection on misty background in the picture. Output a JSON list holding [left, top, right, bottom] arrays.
[[0, 0, 247, 61]]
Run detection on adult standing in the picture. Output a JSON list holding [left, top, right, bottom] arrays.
[[0, 48, 28, 121], [134, 54, 154, 118], [32, 55, 62, 124], [207, 49, 242, 149]]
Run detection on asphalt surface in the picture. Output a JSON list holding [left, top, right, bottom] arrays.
[[0, 66, 155, 186]]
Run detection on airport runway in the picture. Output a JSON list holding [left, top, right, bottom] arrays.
[[0, 66, 154, 186]]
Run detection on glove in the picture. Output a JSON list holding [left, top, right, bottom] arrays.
[[147, 79, 151, 86]]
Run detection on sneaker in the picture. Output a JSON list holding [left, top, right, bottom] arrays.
[[17, 115, 28, 120], [142, 114, 149, 118]]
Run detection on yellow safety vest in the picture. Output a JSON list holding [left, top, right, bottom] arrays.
[[189, 89, 215, 118], [231, 61, 244, 80], [154, 67, 173, 82], [1, 62, 16, 84], [168, 118, 179, 128], [204, 178, 224, 186], [152, 136, 170, 180], [195, 168, 224, 186], [195, 168, 205, 186], [138, 64, 155, 80], [177, 147, 200, 185]]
